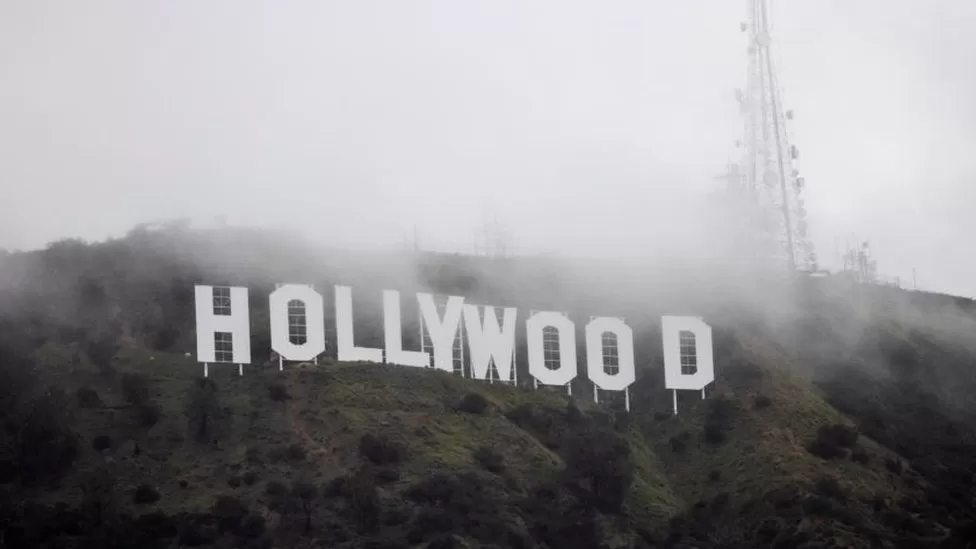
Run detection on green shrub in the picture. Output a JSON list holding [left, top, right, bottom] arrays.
[[292, 481, 319, 532], [808, 439, 848, 460], [817, 423, 859, 448], [268, 383, 290, 402], [706, 395, 738, 421], [121, 373, 151, 406], [285, 443, 306, 461], [376, 467, 401, 485], [185, 378, 222, 442], [457, 392, 489, 415], [237, 515, 266, 539], [76, 386, 102, 408], [265, 480, 287, 496], [814, 476, 848, 502], [138, 404, 160, 427], [348, 466, 380, 533], [505, 403, 534, 426], [563, 427, 634, 513], [613, 410, 633, 432], [670, 433, 689, 453], [11, 387, 79, 481], [212, 495, 247, 532], [851, 448, 871, 465], [565, 401, 584, 424], [703, 422, 727, 445], [86, 338, 119, 375], [360, 433, 404, 465], [92, 435, 112, 452], [884, 457, 903, 475], [133, 484, 160, 504], [802, 495, 833, 516], [808, 423, 859, 460], [473, 446, 505, 473], [711, 492, 730, 511]]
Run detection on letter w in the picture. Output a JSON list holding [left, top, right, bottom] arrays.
[[463, 305, 518, 382]]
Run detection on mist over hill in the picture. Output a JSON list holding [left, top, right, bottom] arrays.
[[2, 224, 976, 549]]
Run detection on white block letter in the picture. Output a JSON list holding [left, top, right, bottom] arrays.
[[526, 311, 577, 386], [270, 284, 325, 362], [662, 316, 714, 390], [585, 317, 636, 391], [464, 305, 518, 381], [194, 285, 251, 364], [384, 290, 429, 367], [335, 285, 384, 363], [418, 293, 465, 372]]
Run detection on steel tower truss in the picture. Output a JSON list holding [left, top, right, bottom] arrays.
[[729, 0, 815, 271]]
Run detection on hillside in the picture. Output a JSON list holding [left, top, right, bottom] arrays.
[[3, 225, 976, 549]]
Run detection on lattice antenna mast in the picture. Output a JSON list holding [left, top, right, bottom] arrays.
[[729, 0, 815, 272], [475, 208, 512, 258]]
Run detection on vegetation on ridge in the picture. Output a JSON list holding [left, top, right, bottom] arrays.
[[1, 225, 976, 548]]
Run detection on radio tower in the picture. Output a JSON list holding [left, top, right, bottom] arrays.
[[722, 0, 815, 272]]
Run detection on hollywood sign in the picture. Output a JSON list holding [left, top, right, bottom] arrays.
[[194, 284, 715, 412]]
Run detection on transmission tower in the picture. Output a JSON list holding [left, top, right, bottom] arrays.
[[722, 0, 815, 272], [474, 209, 512, 258]]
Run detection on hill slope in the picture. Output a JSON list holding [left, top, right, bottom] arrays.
[[2, 226, 976, 549]]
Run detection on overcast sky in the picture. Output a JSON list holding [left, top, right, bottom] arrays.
[[1, 1, 974, 296]]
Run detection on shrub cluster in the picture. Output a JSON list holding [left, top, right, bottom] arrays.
[[285, 443, 306, 461], [133, 484, 160, 505], [268, 383, 290, 402], [457, 392, 489, 415], [807, 423, 859, 460], [76, 386, 102, 408], [562, 427, 634, 513], [670, 432, 690, 454], [92, 435, 113, 452], [473, 445, 505, 473], [703, 395, 738, 445], [359, 433, 404, 465]]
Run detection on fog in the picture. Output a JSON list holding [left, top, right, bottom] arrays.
[[2, 1, 975, 296]]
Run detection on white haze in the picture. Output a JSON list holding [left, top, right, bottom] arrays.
[[1, 1, 975, 296]]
